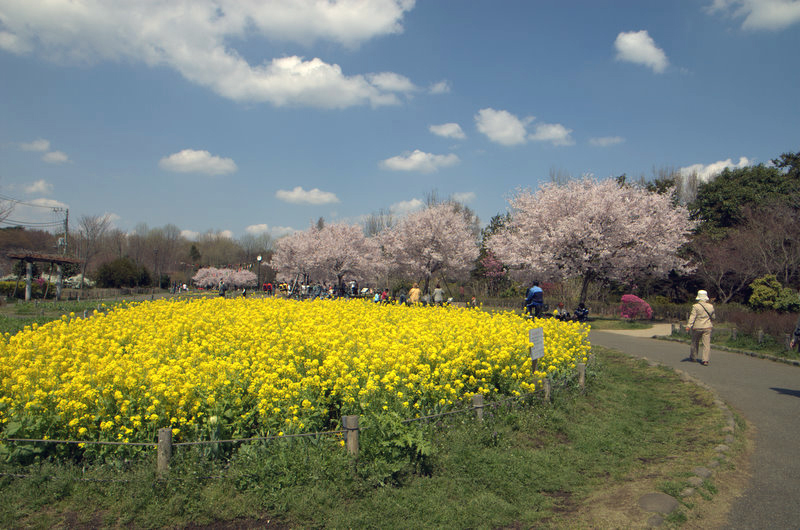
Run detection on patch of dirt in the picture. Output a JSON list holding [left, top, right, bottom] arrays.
[[546, 490, 578, 515], [60, 510, 109, 529], [183, 516, 293, 529]]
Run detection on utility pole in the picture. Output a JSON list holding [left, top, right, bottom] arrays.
[[63, 208, 69, 255]]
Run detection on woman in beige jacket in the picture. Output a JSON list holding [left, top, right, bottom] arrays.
[[686, 290, 715, 365]]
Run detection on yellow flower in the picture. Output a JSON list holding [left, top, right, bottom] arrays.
[[0, 297, 589, 443]]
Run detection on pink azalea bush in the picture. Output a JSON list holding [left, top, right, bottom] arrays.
[[620, 294, 653, 320]]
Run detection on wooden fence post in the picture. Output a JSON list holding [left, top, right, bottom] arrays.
[[342, 415, 359, 456], [543, 377, 552, 402], [472, 394, 484, 421], [157, 427, 172, 477], [757, 329, 764, 344], [731, 327, 737, 340], [577, 363, 586, 390]]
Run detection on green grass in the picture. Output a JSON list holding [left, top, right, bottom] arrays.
[[0, 348, 736, 529], [0, 299, 154, 335], [583, 317, 654, 330]]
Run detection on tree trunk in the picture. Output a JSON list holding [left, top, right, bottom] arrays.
[[579, 274, 593, 304]]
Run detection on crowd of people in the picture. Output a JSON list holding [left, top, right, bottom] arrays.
[[211, 277, 462, 307]]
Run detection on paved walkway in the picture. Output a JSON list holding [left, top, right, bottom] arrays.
[[590, 326, 800, 529]]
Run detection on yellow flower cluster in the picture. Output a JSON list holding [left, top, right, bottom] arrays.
[[0, 298, 589, 443]]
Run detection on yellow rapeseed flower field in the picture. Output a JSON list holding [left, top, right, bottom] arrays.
[[0, 298, 589, 444]]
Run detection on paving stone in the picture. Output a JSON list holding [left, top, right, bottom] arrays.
[[647, 514, 666, 527], [693, 466, 712, 478], [638, 492, 679, 514], [715, 444, 729, 452], [709, 459, 720, 468], [680, 487, 695, 497]]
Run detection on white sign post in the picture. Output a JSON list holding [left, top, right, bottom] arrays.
[[529, 327, 544, 374]]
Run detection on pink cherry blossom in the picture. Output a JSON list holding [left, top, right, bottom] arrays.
[[487, 179, 696, 302], [269, 223, 382, 285], [379, 203, 479, 291]]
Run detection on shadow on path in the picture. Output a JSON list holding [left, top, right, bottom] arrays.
[[770, 387, 800, 398]]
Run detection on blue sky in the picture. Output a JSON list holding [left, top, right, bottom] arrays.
[[1, 0, 799, 240]]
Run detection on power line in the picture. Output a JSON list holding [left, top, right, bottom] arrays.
[[0, 193, 66, 211], [0, 219, 65, 228]]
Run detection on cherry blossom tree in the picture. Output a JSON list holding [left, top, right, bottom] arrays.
[[379, 202, 480, 292], [269, 229, 316, 283], [269, 223, 381, 286], [487, 179, 696, 303], [192, 267, 225, 289], [227, 269, 257, 288], [192, 267, 256, 289]]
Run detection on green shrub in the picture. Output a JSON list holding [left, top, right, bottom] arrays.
[[95, 258, 152, 288], [0, 280, 55, 300], [748, 275, 800, 313]]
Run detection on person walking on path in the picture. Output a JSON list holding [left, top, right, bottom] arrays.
[[790, 312, 800, 352], [686, 289, 715, 365]]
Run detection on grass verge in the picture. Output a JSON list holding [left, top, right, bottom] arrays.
[[670, 327, 800, 361], [0, 347, 747, 529]]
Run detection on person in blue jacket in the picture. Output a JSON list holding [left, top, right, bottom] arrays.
[[525, 281, 544, 318]]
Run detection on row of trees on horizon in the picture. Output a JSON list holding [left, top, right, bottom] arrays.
[[1, 150, 798, 306]]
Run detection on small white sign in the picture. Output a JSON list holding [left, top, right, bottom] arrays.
[[529, 327, 545, 361]]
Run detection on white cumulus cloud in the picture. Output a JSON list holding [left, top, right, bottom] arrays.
[[452, 192, 476, 204], [24, 179, 53, 194], [380, 149, 460, 173], [275, 186, 340, 205], [429, 80, 451, 94], [529, 123, 574, 146], [159, 149, 237, 176], [475, 108, 573, 147], [590, 136, 625, 147], [679, 156, 751, 182], [0, 1, 417, 109], [708, 0, 800, 30], [367, 72, 417, 93], [614, 30, 669, 73], [475, 108, 531, 146], [5, 198, 69, 226], [390, 198, 424, 215], [181, 230, 200, 241], [247, 224, 295, 237], [42, 150, 69, 164], [19, 139, 50, 151], [0, 30, 31, 54], [429, 123, 466, 140]]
